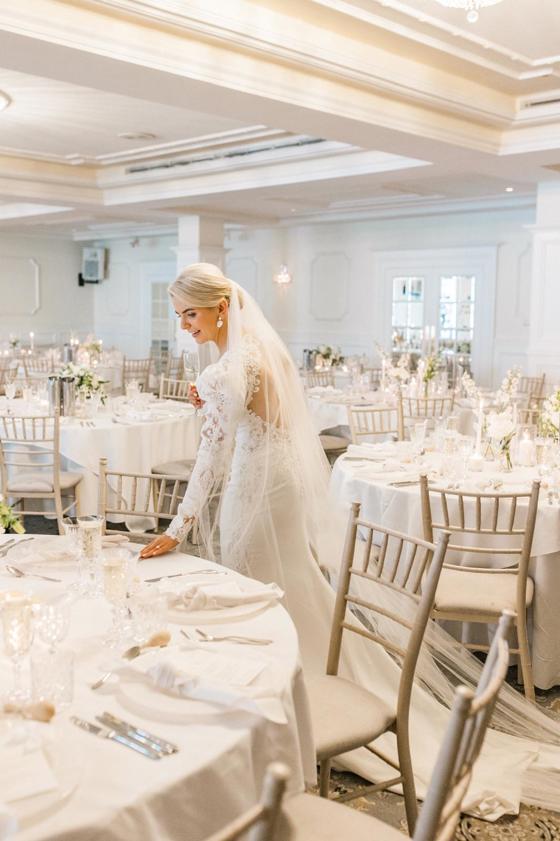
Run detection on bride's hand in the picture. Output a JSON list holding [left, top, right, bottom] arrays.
[[188, 384, 204, 409], [139, 535, 179, 559]]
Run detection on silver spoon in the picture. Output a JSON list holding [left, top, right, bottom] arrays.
[[143, 569, 224, 583], [5, 564, 61, 583]]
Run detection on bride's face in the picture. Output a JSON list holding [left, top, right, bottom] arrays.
[[175, 302, 224, 344]]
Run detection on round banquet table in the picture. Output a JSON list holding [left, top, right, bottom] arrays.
[[0, 398, 201, 517], [331, 445, 560, 690], [58, 403, 200, 515], [0, 536, 315, 841], [306, 389, 477, 436]]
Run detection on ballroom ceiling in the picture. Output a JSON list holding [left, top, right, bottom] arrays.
[[0, 0, 557, 236]]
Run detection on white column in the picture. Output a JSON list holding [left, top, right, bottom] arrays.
[[173, 216, 226, 354], [526, 183, 560, 383]]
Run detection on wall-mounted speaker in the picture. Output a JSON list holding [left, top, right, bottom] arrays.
[[82, 247, 107, 282]]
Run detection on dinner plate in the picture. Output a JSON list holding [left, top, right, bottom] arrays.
[[6, 536, 78, 570], [166, 598, 273, 625], [116, 650, 242, 721]]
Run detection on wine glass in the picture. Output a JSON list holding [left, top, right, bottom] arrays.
[[2, 594, 34, 703], [4, 381, 16, 414], [34, 598, 71, 655], [183, 351, 200, 384]]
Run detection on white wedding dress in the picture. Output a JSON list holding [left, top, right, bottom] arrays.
[[166, 326, 560, 821]]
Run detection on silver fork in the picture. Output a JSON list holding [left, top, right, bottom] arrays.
[[188, 628, 273, 646], [0, 537, 34, 558]]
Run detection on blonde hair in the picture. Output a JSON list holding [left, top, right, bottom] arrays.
[[169, 262, 242, 309]]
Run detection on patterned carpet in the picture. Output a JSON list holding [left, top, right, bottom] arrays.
[[22, 516, 560, 838]]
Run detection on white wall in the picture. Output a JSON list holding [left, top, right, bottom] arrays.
[[0, 234, 92, 345], [93, 236, 176, 357], [225, 205, 535, 386]]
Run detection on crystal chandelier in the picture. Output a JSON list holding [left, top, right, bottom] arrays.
[[433, 0, 505, 24], [273, 264, 293, 285]]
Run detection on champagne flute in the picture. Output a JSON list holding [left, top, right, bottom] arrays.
[[2, 594, 34, 703], [102, 548, 132, 647]]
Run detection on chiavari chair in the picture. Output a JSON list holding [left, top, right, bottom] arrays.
[[159, 375, 191, 402], [420, 474, 540, 702], [348, 403, 404, 443], [305, 501, 449, 833], [0, 411, 82, 533], [122, 357, 153, 392], [306, 370, 335, 388], [518, 374, 546, 400]]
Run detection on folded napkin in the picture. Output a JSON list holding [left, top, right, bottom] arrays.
[[143, 660, 287, 723], [167, 581, 283, 613], [346, 444, 394, 460], [0, 726, 58, 804]]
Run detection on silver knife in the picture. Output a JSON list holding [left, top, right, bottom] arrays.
[[98, 712, 178, 755], [71, 716, 161, 760]]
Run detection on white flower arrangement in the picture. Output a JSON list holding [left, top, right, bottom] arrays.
[[486, 406, 517, 469], [375, 344, 410, 386], [541, 389, 560, 438], [461, 371, 480, 401], [495, 366, 521, 408], [314, 345, 344, 366], [59, 362, 108, 403]]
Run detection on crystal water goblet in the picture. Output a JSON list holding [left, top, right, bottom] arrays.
[[33, 597, 71, 655], [2, 594, 34, 703]]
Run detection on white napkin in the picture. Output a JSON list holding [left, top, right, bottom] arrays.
[[0, 727, 58, 803], [167, 581, 283, 613], [143, 661, 287, 723]]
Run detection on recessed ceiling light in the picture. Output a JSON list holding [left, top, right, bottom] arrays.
[[505, 187, 514, 192], [0, 91, 12, 113], [117, 132, 157, 141]]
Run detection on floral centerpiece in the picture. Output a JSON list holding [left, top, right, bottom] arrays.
[[461, 371, 480, 401], [0, 496, 24, 534], [496, 367, 521, 408], [8, 337, 19, 351], [82, 339, 103, 357], [375, 344, 410, 390], [486, 406, 517, 470], [541, 389, 560, 439], [314, 345, 344, 367], [59, 362, 108, 404]]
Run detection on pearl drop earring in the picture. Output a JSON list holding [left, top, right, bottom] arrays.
[[216, 317, 224, 329]]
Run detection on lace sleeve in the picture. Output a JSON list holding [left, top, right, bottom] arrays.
[[165, 339, 260, 543], [166, 387, 235, 542]]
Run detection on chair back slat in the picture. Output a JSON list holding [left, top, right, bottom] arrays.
[[122, 357, 153, 391], [98, 458, 190, 542], [401, 395, 455, 423], [420, 474, 540, 577], [413, 612, 512, 841], [347, 404, 404, 443], [518, 374, 545, 398], [159, 375, 191, 402], [326, 501, 449, 681], [305, 371, 335, 388]]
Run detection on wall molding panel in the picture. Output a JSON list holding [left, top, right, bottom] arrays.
[[309, 252, 350, 322], [0, 257, 40, 316]]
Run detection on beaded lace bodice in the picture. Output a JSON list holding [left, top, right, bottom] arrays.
[[166, 334, 292, 542]]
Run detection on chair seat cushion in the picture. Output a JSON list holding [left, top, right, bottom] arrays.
[[306, 674, 395, 761], [151, 459, 194, 478], [8, 471, 83, 493], [319, 434, 350, 452], [279, 792, 406, 841], [434, 566, 534, 614]]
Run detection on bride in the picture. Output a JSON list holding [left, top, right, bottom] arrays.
[[141, 262, 560, 820]]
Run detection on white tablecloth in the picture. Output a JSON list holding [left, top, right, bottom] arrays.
[[0, 538, 315, 841], [331, 445, 560, 689], [58, 404, 200, 515]]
